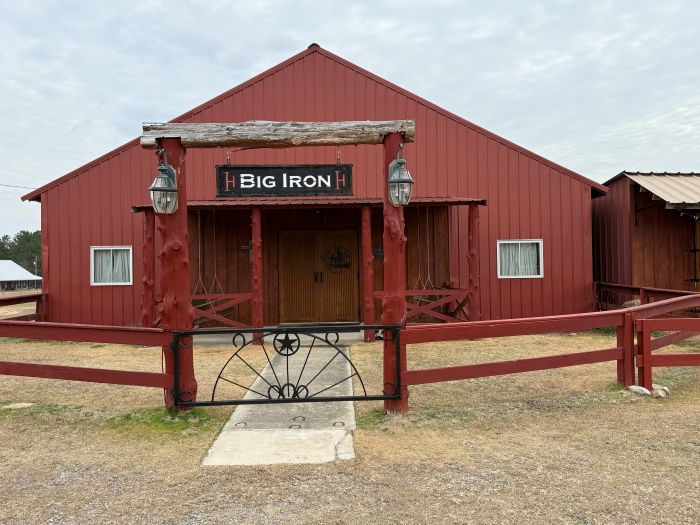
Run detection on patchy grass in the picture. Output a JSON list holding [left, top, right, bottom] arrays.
[[0, 337, 31, 343], [105, 407, 225, 437], [0, 332, 698, 524]]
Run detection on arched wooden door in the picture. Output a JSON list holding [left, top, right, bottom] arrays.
[[278, 229, 359, 323]]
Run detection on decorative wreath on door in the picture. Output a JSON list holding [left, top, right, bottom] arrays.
[[323, 246, 352, 273]]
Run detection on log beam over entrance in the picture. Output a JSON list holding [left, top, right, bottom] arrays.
[[141, 120, 416, 149]]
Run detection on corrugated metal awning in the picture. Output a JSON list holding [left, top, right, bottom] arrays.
[[132, 196, 487, 212], [625, 172, 700, 206]]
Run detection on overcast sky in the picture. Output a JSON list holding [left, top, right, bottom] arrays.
[[1, 0, 698, 235]]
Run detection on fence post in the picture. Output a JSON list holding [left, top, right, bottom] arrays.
[[616, 323, 624, 384], [637, 320, 653, 390], [621, 312, 635, 386]]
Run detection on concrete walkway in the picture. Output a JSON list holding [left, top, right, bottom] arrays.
[[202, 338, 358, 466]]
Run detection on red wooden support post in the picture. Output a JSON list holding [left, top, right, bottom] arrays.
[[467, 204, 481, 321], [621, 312, 635, 386], [382, 132, 409, 413], [639, 288, 648, 305], [141, 209, 156, 328], [251, 207, 264, 336], [616, 323, 624, 383], [361, 206, 375, 342], [638, 320, 653, 389], [154, 138, 197, 408]]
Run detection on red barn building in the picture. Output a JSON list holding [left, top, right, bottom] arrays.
[[593, 171, 700, 295], [22, 45, 606, 327]]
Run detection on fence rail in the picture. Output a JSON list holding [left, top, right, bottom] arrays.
[[400, 290, 700, 394], [0, 319, 172, 390], [636, 317, 700, 390], [0, 292, 45, 321]]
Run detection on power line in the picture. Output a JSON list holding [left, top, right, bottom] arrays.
[[0, 183, 36, 190], [0, 130, 84, 160]]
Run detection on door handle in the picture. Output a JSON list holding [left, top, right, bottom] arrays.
[[319, 272, 324, 283], [313, 271, 317, 283]]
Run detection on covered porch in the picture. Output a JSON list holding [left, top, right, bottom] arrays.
[[136, 197, 485, 336]]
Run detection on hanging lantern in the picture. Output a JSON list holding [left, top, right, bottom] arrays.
[[387, 144, 414, 207], [149, 161, 178, 214]]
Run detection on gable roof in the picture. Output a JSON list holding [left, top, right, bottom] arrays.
[[0, 260, 41, 282], [23, 44, 606, 202]]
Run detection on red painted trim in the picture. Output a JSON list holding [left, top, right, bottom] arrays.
[[0, 320, 170, 346], [0, 361, 172, 388], [403, 347, 622, 386], [640, 317, 700, 331]]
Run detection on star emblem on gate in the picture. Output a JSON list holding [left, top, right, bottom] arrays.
[[273, 332, 300, 356]]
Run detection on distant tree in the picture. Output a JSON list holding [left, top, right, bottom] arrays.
[[0, 235, 10, 260], [2, 230, 41, 275]]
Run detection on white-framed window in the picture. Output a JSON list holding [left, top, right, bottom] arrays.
[[497, 239, 544, 279], [90, 246, 133, 286]]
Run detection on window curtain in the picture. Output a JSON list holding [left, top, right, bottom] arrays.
[[112, 249, 130, 283], [500, 242, 540, 277], [93, 249, 130, 283]]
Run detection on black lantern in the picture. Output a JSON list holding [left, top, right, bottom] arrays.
[[149, 161, 178, 214], [387, 144, 414, 206]]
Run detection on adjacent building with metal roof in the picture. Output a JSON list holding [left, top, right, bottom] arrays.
[[593, 171, 700, 293]]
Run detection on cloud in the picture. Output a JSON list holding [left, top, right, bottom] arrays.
[[0, 0, 699, 234]]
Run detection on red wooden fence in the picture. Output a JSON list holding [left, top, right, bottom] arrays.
[[636, 317, 700, 390], [0, 320, 172, 389], [0, 292, 46, 321], [399, 293, 700, 407]]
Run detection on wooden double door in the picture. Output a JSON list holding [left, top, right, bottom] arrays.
[[279, 229, 359, 323]]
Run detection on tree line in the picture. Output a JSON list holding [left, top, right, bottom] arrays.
[[0, 230, 41, 276]]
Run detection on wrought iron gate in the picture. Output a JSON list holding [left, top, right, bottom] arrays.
[[171, 324, 401, 407]]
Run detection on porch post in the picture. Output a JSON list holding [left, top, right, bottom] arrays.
[[467, 204, 481, 321], [154, 138, 197, 408], [141, 208, 156, 328], [251, 207, 264, 334], [382, 132, 409, 413], [361, 206, 375, 342]]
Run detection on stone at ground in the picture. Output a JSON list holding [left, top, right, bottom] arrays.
[[622, 298, 642, 308], [652, 384, 671, 396], [627, 385, 651, 396], [651, 389, 668, 399]]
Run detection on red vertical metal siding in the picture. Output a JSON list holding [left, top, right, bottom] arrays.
[[36, 47, 599, 325], [592, 178, 632, 286]]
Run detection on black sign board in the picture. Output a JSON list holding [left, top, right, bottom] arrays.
[[216, 164, 353, 197]]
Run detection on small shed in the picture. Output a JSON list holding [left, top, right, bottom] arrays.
[[0, 260, 42, 291], [593, 172, 700, 294]]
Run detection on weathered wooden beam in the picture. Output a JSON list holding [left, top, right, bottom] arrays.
[[141, 120, 416, 149]]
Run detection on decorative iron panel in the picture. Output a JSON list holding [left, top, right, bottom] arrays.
[[171, 324, 401, 407]]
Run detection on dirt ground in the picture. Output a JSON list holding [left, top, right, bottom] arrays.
[[0, 332, 698, 524]]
